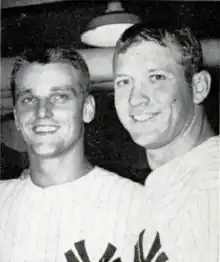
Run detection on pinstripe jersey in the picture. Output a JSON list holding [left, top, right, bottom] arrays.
[[140, 136, 219, 262], [0, 166, 147, 262]]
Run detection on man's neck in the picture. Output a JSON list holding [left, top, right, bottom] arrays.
[[28, 142, 93, 188], [146, 107, 214, 170]]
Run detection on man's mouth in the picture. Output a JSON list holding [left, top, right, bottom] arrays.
[[32, 125, 60, 134], [131, 112, 160, 122]]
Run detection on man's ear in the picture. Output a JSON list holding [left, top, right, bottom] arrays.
[[192, 70, 211, 104], [83, 94, 95, 123], [13, 108, 20, 131]]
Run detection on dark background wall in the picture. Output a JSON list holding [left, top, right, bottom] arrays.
[[1, 1, 220, 183], [2, 1, 220, 55]]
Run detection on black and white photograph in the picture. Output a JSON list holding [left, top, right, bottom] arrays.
[[1, 0, 220, 261]]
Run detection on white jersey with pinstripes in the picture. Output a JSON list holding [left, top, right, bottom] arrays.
[[140, 135, 220, 262], [0, 166, 147, 262]]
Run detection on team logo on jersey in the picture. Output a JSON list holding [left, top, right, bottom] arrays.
[[65, 240, 121, 262], [65, 230, 168, 262], [134, 230, 168, 262]]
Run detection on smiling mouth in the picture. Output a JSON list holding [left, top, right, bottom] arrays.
[[32, 125, 60, 134], [131, 112, 160, 122]]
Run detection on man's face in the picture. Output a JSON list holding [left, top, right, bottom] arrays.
[[114, 41, 196, 149], [14, 61, 93, 157]]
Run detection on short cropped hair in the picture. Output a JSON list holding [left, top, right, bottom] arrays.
[[11, 47, 90, 105], [114, 23, 203, 83]]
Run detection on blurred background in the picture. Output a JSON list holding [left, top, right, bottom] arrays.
[[1, 0, 220, 183]]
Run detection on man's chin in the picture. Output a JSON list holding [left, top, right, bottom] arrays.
[[131, 130, 173, 150], [131, 132, 162, 149], [30, 144, 60, 158]]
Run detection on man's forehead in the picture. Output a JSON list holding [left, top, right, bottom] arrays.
[[16, 61, 80, 90], [116, 40, 182, 67], [17, 61, 79, 76]]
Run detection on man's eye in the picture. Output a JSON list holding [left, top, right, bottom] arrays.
[[50, 94, 69, 103], [149, 74, 166, 82], [115, 78, 131, 88], [21, 97, 37, 105]]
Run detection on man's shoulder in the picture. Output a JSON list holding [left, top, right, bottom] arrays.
[[92, 166, 144, 190], [145, 136, 219, 199], [176, 135, 220, 175], [189, 135, 220, 161], [0, 169, 28, 189], [0, 177, 20, 187], [94, 166, 143, 183], [151, 135, 219, 177], [143, 136, 219, 225], [0, 177, 23, 200]]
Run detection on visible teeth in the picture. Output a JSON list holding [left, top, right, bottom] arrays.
[[34, 126, 58, 133], [133, 115, 151, 121], [132, 113, 158, 122]]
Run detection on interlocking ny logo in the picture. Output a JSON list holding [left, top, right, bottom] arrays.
[[65, 230, 168, 262], [65, 240, 121, 262], [134, 230, 168, 262]]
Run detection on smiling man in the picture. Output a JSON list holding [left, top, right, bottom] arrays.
[[0, 47, 147, 262], [113, 24, 219, 261]]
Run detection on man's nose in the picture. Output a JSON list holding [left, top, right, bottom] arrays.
[[129, 85, 150, 107], [35, 99, 53, 119]]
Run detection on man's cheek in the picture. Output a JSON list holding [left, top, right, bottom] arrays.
[[151, 83, 177, 107], [153, 92, 175, 108]]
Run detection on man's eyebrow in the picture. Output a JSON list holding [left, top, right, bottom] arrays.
[[148, 68, 159, 72], [147, 68, 166, 73], [115, 74, 132, 79], [16, 89, 32, 98], [50, 86, 72, 91], [18, 86, 76, 94], [147, 68, 174, 74], [114, 74, 135, 84], [51, 86, 78, 95]]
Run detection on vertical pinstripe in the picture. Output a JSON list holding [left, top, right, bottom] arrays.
[[0, 167, 147, 262], [142, 136, 220, 262]]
